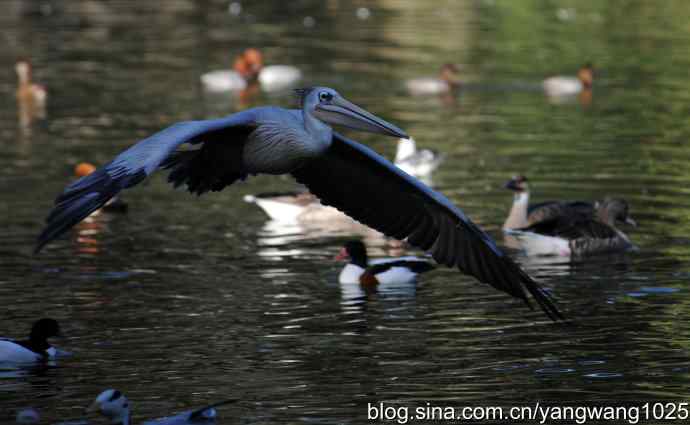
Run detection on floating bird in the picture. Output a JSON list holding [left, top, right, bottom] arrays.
[[507, 198, 637, 256], [87, 389, 232, 425], [74, 163, 128, 214], [502, 175, 594, 230], [394, 137, 443, 177], [35, 87, 562, 320], [15, 59, 47, 130], [201, 48, 301, 93], [542, 63, 593, 97], [0, 318, 60, 363], [406, 64, 460, 96], [243, 191, 343, 222], [336, 240, 433, 285]]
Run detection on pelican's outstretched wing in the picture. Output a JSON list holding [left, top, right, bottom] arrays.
[[35, 111, 257, 253], [292, 132, 564, 321]]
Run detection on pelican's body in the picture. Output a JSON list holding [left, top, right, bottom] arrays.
[[394, 137, 443, 177], [36, 87, 562, 320]]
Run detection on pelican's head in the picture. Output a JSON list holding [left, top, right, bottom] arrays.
[[87, 389, 131, 425], [504, 175, 529, 193], [297, 87, 408, 139], [578, 63, 593, 88]]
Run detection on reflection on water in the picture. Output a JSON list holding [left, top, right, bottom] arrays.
[[3, 0, 690, 422]]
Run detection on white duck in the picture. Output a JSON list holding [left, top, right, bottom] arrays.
[[336, 240, 434, 285], [0, 318, 60, 363], [394, 137, 443, 177], [201, 48, 301, 93], [406, 64, 460, 96], [543, 63, 593, 97], [87, 389, 232, 425]]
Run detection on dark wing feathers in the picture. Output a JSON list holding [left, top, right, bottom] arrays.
[[528, 200, 594, 225], [35, 112, 257, 253], [293, 133, 563, 321]]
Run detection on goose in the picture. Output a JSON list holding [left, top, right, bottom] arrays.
[[543, 63, 593, 97], [336, 240, 433, 285], [87, 389, 232, 425], [201, 48, 301, 93], [35, 87, 562, 320], [406, 64, 461, 96], [507, 198, 637, 256], [0, 318, 60, 363], [74, 163, 128, 214], [502, 175, 594, 230], [394, 137, 443, 177]]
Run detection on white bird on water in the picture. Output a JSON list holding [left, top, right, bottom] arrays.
[[35, 87, 562, 320]]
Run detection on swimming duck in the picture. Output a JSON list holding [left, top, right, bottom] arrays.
[[16, 60, 47, 110], [406, 64, 460, 96], [243, 191, 344, 222], [507, 198, 637, 257], [542, 63, 593, 97], [336, 240, 434, 285], [0, 318, 60, 363], [394, 137, 443, 177], [201, 48, 301, 93], [87, 389, 232, 425], [502, 175, 594, 230], [74, 163, 128, 213]]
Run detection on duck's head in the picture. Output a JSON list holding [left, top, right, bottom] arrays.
[[335, 240, 368, 267], [504, 175, 529, 193], [30, 318, 60, 341], [243, 48, 263, 73], [296, 87, 408, 139], [597, 198, 636, 227], [88, 389, 130, 425], [15, 60, 32, 82], [440, 63, 460, 86], [75, 162, 97, 178], [578, 63, 593, 88]]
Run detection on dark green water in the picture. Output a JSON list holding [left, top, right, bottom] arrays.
[[2, 0, 690, 423]]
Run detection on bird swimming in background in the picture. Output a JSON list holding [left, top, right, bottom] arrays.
[[0, 318, 61, 363], [87, 389, 233, 425], [15, 59, 47, 131], [35, 87, 562, 320], [506, 198, 637, 257], [201, 48, 302, 93], [406, 64, 461, 96], [502, 175, 594, 231], [336, 240, 434, 285], [394, 137, 443, 178], [542, 63, 593, 98]]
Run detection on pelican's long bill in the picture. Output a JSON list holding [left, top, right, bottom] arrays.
[[314, 95, 408, 139]]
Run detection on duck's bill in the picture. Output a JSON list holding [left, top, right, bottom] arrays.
[[314, 96, 408, 139]]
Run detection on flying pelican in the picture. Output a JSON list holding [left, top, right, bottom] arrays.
[[35, 87, 562, 320]]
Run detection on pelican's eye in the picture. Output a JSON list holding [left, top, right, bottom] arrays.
[[318, 91, 333, 102]]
